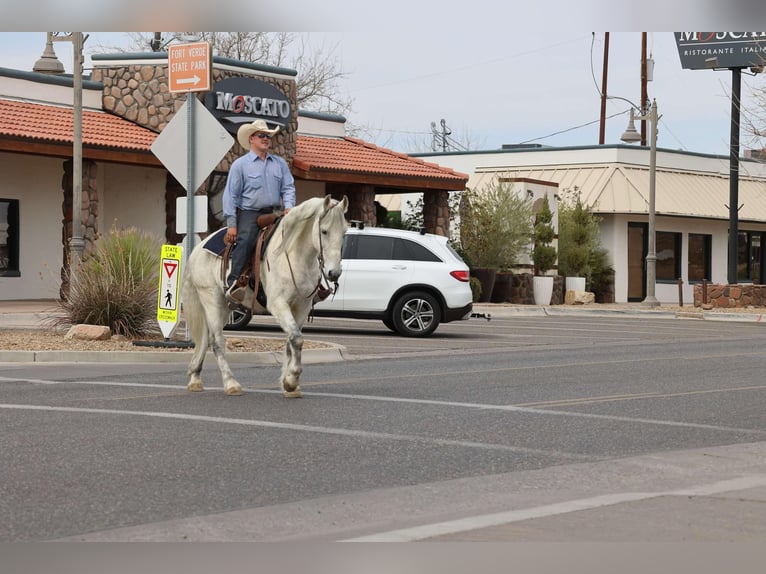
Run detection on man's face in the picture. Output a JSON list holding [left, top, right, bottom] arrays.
[[251, 131, 272, 152]]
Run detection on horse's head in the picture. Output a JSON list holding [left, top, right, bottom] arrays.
[[317, 195, 349, 283]]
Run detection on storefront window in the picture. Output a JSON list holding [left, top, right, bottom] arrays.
[[656, 231, 681, 281], [738, 230, 763, 282], [0, 199, 19, 276], [688, 233, 711, 282]]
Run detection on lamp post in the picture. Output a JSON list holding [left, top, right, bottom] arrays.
[[621, 98, 660, 307], [50, 32, 86, 282]]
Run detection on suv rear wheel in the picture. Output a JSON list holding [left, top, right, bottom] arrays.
[[391, 290, 441, 337], [224, 307, 252, 330]]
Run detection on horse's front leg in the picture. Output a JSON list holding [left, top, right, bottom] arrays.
[[282, 330, 304, 398], [269, 299, 304, 398]]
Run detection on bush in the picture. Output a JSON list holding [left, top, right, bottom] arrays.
[[469, 276, 482, 302], [56, 226, 163, 338], [458, 181, 533, 270]]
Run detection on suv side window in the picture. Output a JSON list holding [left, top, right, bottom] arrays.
[[393, 238, 442, 262], [353, 235, 395, 260]]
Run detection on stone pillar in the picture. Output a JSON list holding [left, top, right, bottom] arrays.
[[423, 190, 450, 237], [61, 159, 99, 299]]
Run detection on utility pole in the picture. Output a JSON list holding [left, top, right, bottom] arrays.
[[640, 32, 648, 146], [598, 32, 609, 144], [430, 118, 452, 152]]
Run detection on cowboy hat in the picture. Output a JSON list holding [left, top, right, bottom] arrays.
[[237, 119, 280, 149]]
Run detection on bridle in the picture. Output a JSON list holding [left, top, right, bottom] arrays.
[[283, 206, 339, 302]]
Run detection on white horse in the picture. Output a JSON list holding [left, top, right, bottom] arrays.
[[181, 195, 349, 397]]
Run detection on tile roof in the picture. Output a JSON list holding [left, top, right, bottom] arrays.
[[295, 136, 469, 187], [0, 98, 157, 150], [0, 99, 468, 188]]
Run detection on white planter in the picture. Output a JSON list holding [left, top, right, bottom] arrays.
[[565, 276, 586, 292], [533, 275, 554, 305]]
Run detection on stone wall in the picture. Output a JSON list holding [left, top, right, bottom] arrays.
[[694, 283, 766, 308]]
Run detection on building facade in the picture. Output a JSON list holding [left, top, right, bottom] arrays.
[[0, 49, 467, 302]]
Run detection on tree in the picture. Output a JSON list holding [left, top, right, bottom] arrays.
[[531, 195, 557, 275], [557, 190, 601, 279], [458, 180, 534, 270], [117, 32, 351, 115]]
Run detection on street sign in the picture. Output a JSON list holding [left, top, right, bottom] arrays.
[[150, 96, 234, 193], [176, 196, 208, 234], [168, 41, 212, 93], [157, 244, 183, 338]]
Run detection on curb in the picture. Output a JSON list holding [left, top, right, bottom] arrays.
[[0, 346, 346, 364]]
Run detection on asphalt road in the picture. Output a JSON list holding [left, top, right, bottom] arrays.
[[1, 313, 766, 544]]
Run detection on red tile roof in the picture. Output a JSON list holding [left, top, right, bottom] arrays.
[[0, 98, 468, 188], [0, 98, 157, 150], [295, 135, 468, 186]]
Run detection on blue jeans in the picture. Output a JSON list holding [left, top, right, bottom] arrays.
[[226, 209, 270, 288]]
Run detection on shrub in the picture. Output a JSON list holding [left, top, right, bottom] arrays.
[[531, 195, 557, 275], [56, 226, 163, 338], [458, 181, 533, 270]]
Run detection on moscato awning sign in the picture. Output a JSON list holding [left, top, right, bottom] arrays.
[[675, 32, 766, 70]]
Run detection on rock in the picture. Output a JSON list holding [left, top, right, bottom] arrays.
[[64, 324, 112, 340], [565, 290, 595, 305]]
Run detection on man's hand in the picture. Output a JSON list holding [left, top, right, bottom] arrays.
[[225, 227, 237, 244]]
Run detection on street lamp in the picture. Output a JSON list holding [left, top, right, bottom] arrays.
[[49, 33, 86, 282], [621, 98, 660, 307]]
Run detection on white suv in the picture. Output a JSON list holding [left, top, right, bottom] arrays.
[[226, 224, 474, 336]]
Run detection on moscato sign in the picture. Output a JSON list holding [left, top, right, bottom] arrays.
[[675, 32, 766, 70]]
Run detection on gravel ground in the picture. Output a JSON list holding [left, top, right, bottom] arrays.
[[0, 328, 325, 353]]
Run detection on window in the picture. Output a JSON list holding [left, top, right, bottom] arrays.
[[655, 231, 681, 281], [738, 230, 763, 282], [688, 233, 711, 282], [0, 199, 19, 276], [354, 235, 395, 260], [392, 238, 441, 262]]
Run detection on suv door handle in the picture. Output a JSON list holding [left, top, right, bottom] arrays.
[[391, 265, 407, 270]]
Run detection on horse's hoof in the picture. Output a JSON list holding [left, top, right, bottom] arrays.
[[187, 382, 204, 392], [225, 385, 243, 396], [283, 389, 303, 399]]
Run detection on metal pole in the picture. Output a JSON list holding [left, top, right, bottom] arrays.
[[643, 99, 660, 306], [598, 32, 609, 144], [728, 67, 741, 284], [70, 32, 85, 281], [185, 94, 196, 262]]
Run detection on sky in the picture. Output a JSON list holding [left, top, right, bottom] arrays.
[[1, 28, 765, 159]]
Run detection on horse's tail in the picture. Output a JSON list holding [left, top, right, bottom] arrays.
[[180, 264, 207, 349]]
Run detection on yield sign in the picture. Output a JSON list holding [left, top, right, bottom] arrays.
[[163, 261, 178, 279]]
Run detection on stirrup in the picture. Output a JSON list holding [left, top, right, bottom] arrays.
[[225, 283, 247, 308]]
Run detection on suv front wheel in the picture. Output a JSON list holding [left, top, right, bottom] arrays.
[[391, 290, 441, 337]]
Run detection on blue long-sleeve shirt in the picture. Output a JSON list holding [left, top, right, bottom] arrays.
[[222, 151, 296, 227]]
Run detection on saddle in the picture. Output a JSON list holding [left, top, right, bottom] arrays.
[[221, 212, 283, 312]]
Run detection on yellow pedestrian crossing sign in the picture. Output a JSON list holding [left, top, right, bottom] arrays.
[[157, 244, 182, 337]]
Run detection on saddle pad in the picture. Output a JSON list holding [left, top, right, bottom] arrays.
[[202, 228, 230, 257]]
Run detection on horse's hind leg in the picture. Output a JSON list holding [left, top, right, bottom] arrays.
[[187, 330, 207, 392], [198, 289, 242, 396]]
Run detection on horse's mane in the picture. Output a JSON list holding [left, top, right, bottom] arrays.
[[272, 197, 330, 256]]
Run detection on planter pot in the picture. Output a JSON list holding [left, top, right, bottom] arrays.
[[533, 275, 554, 305], [565, 276, 586, 292], [471, 268, 497, 303], [490, 272, 514, 303]]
